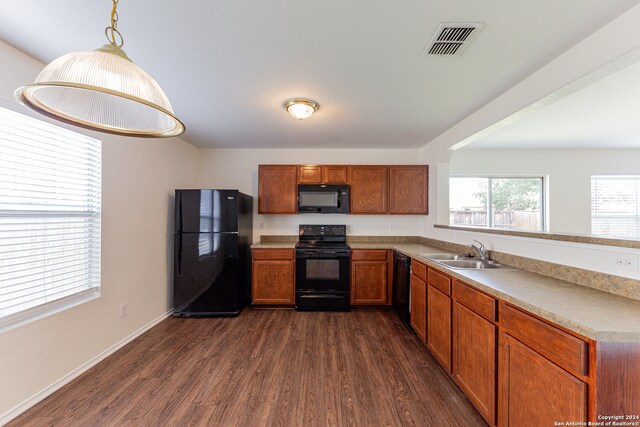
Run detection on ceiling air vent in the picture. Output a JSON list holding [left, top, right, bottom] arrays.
[[423, 22, 484, 56]]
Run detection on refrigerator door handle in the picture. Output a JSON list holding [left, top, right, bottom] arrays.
[[177, 234, 183, 275], [177, 192, 182, 233]]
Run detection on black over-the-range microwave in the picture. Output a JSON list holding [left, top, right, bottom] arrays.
[[298, 184, 349, 214]]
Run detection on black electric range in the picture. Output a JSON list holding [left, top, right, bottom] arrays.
[[295, 225, 351, 311]]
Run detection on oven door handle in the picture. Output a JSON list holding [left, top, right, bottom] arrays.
[[323, 250, 350, 258], [297, 250, 320, 259], [297, 250, 351, 259]]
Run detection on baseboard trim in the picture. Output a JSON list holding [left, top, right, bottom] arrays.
[[0, 310, 173, 426]]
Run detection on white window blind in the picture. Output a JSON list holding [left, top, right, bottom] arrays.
[[0, 106, 101, 321], [591, 175, 640, 238]]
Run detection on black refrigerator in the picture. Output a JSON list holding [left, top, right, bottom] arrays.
[[173, 189, 253, 317]]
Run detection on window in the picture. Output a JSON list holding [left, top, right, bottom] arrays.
[[0, 106, 101, 328], [591, 175, 640, 238], [449, 176, 544, 231]]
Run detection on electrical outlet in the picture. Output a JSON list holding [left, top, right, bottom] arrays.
[[346, 223, 352, 232], [259, 222, 265, 230], [613, 255, 637, 271], [389, 223, 395, 230], [120, 303, 127, 318]]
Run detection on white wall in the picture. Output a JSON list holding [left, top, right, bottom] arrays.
[[417, 5, 640, 282], [450, 149, 640, 235], [196, 148, 426, 241], [0, 41, 200, 420]]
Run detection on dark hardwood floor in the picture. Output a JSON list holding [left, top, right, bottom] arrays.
[[9, 309, 486, 427]]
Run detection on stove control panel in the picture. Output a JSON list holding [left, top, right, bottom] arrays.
[[299, 224, 346, 238]]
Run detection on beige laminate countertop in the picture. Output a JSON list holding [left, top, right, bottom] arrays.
[[252, 241, 640, 342], [251, 242, 297, 249]]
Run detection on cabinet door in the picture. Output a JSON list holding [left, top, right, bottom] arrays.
[[498, 333, 587, 427], [298, 165, 323, 184], [410, 274, 427, 344], [351, 261, 387, 305], [453, 302, 496, 426], [389, 165, 428, 214], [258, 165, 298, 214], [348, 166, 388, 214], [323, 165, 348, 184], [427, 284, 452, 371], [252, 260, 295, 304]]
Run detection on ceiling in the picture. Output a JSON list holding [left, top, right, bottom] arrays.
[[465, 54, 640, 150], [0, 0, 638, 149]]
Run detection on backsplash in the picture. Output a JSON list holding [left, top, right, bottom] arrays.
[[419, 236, 640, 301], [259, 234, 640, 301]]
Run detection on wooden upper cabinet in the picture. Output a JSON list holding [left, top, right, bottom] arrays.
[[258, 165, 298, 214], [348, 166, 388, 214], [389, 165, 428, 214], [298, 165, 323, 184], [297, 165, 348, 184], [259, 164, 428, 214], [323, 166, 348, 184]]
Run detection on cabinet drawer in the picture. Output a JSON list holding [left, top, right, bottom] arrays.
[[453, 280, 496, 322], [500, 304, 589, 376], [427, 267, 451, 296], [352, 249, 387, 261], [411, 260, 427, 281], [252, 249, 295, 261]]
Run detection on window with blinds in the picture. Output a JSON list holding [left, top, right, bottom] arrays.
[[591, 175, 640, 238], [0, 106, 101, 325]]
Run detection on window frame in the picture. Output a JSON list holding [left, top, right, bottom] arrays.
[[449, 175, 546, 232]]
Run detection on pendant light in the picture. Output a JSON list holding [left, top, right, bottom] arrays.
[[15, 0, 185, 137]]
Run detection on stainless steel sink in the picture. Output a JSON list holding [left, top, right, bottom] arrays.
[[437, 259, 512, 270], [420, 253, 472, 261]]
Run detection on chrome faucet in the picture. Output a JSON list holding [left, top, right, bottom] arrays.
[[469, 240, 487, 260]]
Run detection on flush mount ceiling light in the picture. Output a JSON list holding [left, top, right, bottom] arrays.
[[15, 0, 185, 138], [284, 98, 319, 120]]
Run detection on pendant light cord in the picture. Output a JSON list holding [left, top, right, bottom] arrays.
[[105, 0, 124, 47]]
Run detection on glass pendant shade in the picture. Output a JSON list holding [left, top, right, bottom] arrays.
[[15, 44, 185, 137]]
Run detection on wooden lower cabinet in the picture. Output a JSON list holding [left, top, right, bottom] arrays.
[[351, 250, 390, 305], [453, 301, 496, 426], [417, 268, 639, 426], [427, 284, 452, 372], [410, 274, 427, 344], [498, 332, 588, 427], [252, 249, 295, 305]]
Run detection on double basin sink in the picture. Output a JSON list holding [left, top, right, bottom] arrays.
[[420, 253, 512, 270]]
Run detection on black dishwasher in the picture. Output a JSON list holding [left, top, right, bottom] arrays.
[[392, 250, 412, 329]]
